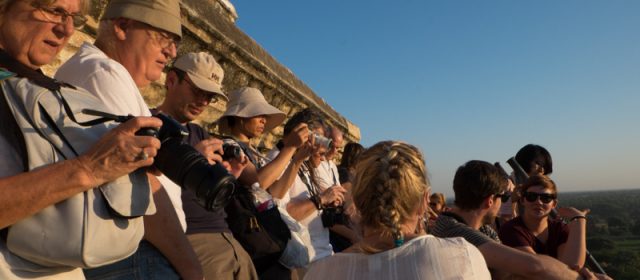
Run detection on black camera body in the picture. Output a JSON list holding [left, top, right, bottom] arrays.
[[221, 144, 242, 162], [136, 112, 237, 212], [321, 206, 350, 228]]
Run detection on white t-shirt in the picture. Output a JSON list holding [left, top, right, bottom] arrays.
[[315, 159, 340, 190], [304, 235, 491, 280], [55, 42, 186, 232], [267, 147, 333, 262]]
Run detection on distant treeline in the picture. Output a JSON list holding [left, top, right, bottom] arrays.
[[557, 189, 640, 221]]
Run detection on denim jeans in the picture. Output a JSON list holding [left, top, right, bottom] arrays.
[[83, 240, 180, 280]]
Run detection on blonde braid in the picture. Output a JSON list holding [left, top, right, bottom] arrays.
[[353, 141, 430, 254]]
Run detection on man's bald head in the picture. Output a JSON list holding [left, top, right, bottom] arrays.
[[325, 127, 344, 161]]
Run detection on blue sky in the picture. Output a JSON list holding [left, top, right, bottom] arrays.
[[232, 1, 640, 198]]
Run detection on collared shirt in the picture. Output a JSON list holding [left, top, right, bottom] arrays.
[[315, 159, 340, 190]]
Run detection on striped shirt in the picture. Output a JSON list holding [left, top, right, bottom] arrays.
[[431, 212, 500, 248]]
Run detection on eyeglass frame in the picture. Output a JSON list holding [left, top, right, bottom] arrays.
[[175, 71, 219, 104], [522, 192, 556, 204], [140, 22, 181, 50], [494, 193, 510, 203], [30, 1, 88, 29]]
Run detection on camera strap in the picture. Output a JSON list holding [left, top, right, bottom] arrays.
[[298, 162, 322, 212]]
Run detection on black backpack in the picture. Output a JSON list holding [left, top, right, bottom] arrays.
[[222, 138, 291, 275]]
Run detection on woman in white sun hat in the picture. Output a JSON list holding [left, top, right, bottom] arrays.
[[217, 87, 317, 199]]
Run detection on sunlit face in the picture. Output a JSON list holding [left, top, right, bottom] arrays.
[[118, 21, 178, 87], [0, 0, 79, 69], [310, 147, 326, 168], [238, 115, 268, 139], [165, 71, 218, 124], [325, 137, 343, 161], [521, 185, 557, 220], [528, 154, 547, 176]]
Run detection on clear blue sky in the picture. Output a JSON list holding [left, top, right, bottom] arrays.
[[232, 1, 640, 198]]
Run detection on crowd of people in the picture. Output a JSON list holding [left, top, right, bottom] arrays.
[[0, 0, 612, 279]]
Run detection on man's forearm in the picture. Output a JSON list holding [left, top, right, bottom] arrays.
[[143, 176, 204, 280], [0, 158, 95, 229], [269, 157, 304, 199], [479, 241, 583, 280], [286, 199, 318, 222], [257, 146, 296, 189]]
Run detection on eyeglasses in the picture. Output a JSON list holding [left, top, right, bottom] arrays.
[[31, 1, 88, 29], [522, 192, 556, 204], [494, 193, 510, 203], [142, 23, 181, 50], [428, 202, 439, 207], [177, 73, 218, 104]]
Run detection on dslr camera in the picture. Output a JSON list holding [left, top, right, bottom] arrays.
[[135, 112, 237, 212], [321, 205, 350, 228]]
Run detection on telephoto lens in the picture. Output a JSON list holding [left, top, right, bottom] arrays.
[[138, 113, 237, 212]]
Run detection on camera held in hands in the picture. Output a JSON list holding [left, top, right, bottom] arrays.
[[321, 205, 350, 228], [221, 144, 242, 162], [309, 131, 333, 150], [135, 112, 237, 212]]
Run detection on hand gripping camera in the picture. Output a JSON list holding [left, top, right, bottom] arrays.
[[135, 112, 238, 212], [82, 110, 237, 211], [321, 205, 350, 228]]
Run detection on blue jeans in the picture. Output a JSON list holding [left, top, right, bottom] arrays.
[[83, 240, 180, 280]]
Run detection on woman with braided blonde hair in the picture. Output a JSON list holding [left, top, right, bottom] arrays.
[[304, 141, 490, 280]]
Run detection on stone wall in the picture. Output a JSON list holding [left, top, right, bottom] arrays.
[[44, 0, 360, 158]]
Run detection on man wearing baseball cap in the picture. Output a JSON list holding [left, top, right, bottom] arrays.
[[153, 52, 257, 280], [55, 0, 204, 279]]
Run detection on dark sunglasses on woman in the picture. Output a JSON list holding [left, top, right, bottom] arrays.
[[522, 192, 556, 204]]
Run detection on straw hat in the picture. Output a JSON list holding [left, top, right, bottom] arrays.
[[217, 87, 286, 135]]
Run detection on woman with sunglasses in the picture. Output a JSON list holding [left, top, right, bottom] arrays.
[[498, 175, 589, 268]]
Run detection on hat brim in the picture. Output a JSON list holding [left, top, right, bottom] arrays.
[[187, 73, 228, 102], [217, 102, 286, 135], [101, 3, 182, 38]]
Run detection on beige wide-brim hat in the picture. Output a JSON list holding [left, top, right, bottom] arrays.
[[101, 0, 182, 38], [217, 87, 286, 135]]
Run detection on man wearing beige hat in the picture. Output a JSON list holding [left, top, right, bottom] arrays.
[[154, 53, 257, 280], [55, 0, 204, 279]]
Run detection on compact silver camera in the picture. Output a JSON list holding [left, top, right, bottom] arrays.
[[310, 132, 332, 150]]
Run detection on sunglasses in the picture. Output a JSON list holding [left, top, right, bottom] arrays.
[[522, 192, 556, 204], [494, 193, 510, 203], [428, 202, 439, 207]]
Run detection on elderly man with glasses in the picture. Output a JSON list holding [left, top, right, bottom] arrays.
[[55, 0, 203, 279]]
